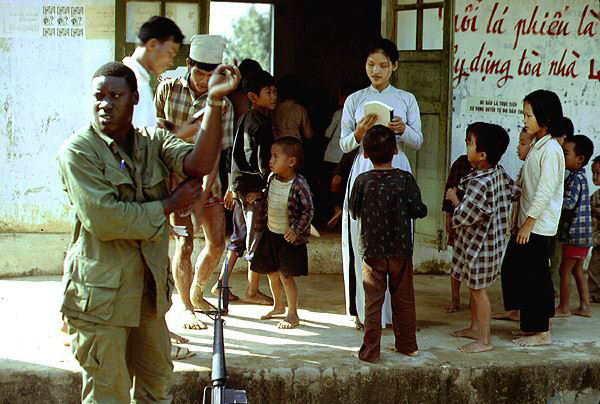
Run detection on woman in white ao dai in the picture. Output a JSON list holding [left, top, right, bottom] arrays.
[[340, 38, 424, 327]]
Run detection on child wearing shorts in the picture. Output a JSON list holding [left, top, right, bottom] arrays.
[[252, 137, 314, 329], [555, 135, 594, 317]]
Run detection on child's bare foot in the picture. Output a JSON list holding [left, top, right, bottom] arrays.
[[492, 310, 520, 321], [554, 307, 571, 317], [244, 290, 274, 305], [459, 341, 493, 353], [260, 306, 286, 320], [572, 307, 591, 317], [511, 330, 535, 337], [277, 313, 300, 329], [451, 328, 478, 340], [512, 332, 551, 346], [444, 301, 460, 313]]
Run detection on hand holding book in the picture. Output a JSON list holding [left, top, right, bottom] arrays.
[[354, 114, 378, 143], [388, 116, 406, 134]]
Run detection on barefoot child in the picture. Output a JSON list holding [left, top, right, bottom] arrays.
[[349, 125, 427, 363], [504, 90, 565, 347], [549, 117, 575, 293], [492, 129, 534, 323], [555, 135, 594, 317], [215, 69, 277, 305], [589, 157, 600, 304], [253, 136, 314, 329], [442, 124, 478, 313], [446, 123, 517, 353]]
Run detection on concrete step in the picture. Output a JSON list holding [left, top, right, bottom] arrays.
[[0, 231, 454, 278], [1, 274, 599, 403]]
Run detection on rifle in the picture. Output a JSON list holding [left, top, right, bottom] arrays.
[[202, 256, 248, 404]]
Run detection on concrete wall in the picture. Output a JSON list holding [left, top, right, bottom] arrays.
[[452, 0, 600, 182], [0, 0, 115, 233]]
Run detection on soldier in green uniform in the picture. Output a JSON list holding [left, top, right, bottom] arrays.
[[57, 61, 240, 403]]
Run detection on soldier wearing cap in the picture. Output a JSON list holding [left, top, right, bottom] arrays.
[[155, 34, 234, 329]]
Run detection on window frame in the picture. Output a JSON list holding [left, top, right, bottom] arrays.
[[394, 0, 444, 51]]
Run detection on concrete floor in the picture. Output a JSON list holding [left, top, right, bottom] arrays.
[[1, 273, 600, 403]]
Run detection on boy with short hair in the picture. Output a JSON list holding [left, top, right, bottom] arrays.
[[549, 117, 576, 293], [219, 69, 277, 304], [555, 135, 594, 317], [253, 136, 314, 329], [442, 123, 481, 313], [589, 156, 600, 303], [349, 125, 427, 363], [446, 122, 518, 353]]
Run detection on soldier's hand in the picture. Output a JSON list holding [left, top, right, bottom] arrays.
[[157, 118, 176, 132], [162, 178, 203, 215]]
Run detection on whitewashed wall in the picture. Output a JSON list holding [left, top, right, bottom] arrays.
[[0, 0, 115, 232], [452, 0, 600, 183]]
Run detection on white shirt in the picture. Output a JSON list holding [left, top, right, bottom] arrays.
[[340, 84, 423, 155], [123, 56, 158, 128], [518, 134, 565, 236], [323, 109, 343, 163], [267, 177, 294, 234]]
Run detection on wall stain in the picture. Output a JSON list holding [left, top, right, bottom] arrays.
[[0, 38, 11, 53], [24, 186, 45, 195]]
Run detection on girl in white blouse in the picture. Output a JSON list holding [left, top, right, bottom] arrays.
[[340, 38, 424, 329], [496, 89, 565, 347]]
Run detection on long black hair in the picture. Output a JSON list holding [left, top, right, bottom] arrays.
[[523, 89, 564, 137]]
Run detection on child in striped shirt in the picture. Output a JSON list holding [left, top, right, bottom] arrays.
[[555, 135, 594, 317], [251, 136, 314, 329]]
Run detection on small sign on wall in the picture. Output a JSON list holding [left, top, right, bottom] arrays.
[[42, 5, 85, 38], [0, 4, 41, 38], [464, 97, 523, 116], [85, 6, 114, 40]]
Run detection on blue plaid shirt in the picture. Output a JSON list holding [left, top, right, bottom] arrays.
[[558, 168, 593, 247]]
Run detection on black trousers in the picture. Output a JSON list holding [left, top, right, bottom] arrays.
[[500, 234, 555, 332]]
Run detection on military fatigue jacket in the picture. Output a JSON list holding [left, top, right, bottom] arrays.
[[57, 123, 193, 326]]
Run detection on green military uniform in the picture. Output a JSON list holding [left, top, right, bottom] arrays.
[[57, 122, 193, 403]]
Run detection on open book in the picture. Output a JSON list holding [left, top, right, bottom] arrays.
[[363, 100, 393, 126]]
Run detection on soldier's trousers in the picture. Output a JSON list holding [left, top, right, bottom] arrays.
[[65, 296, 173, 403]]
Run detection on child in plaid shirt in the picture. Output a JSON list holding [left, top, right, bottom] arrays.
[[555, 135, 594, 317], [589, 156, 600, 303], [252, 137, 314, 329], [446, 123, 518, 353]]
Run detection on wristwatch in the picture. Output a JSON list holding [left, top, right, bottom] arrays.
[[207, 98, 224, 107]]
